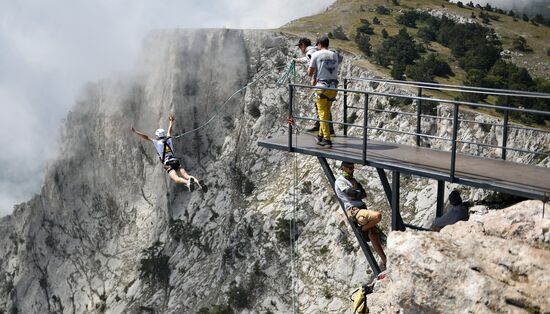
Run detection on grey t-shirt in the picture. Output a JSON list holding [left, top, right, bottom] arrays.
[[432, 204, 469, 229], [335, 175, 366, 211], [308, 49, 339, 85]]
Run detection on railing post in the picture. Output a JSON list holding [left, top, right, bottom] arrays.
[[450, 103, 459, 182], [288, 84, 294, 152], [363, 93, 369, 165], [501, 95, 510, 160], [416, 87, 422, 146], [343, 78, 348, 137]]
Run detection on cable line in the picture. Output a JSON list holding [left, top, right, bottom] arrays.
[[173, 61, 295, 140]]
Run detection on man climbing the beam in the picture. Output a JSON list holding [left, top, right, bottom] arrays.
[[131, 115, 204, 192], [335, 161, 387, 266], [307, 35, 340, 148]]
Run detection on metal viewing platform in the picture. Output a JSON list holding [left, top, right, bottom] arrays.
[[258, 78, 550, 275]]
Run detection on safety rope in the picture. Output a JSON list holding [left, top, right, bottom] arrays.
[[289, 114, 298, 314], [276, 61, 296, 88], [173, 62, 290, 140]]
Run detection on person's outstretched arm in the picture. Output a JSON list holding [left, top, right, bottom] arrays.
[[131, 127, 152, 141], [167, 115, 175, 137]]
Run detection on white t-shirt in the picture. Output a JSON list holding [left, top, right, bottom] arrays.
[[308, 49, 339, 85], [296, 46, 318, 64], [152, 137, 175, 162], [335, 175, 366, 211]]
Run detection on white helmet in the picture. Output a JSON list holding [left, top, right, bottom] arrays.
[[155, 128, 166, 138]]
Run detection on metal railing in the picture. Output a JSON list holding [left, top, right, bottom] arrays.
[[287, 79, 550, 182]]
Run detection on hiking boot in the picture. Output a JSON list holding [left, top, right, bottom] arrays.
[[307, 126, 320, 132], [317, 139, 332, 147]]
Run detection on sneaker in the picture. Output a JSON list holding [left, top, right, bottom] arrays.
[[198, 179, 208, 192], [186, 180, 195, 192], [317, 139, 332, 147], [316, 136, 323, 143], [306, 126, 320, 132]]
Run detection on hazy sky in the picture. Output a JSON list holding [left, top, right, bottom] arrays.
[[0, 0, 335, 217]]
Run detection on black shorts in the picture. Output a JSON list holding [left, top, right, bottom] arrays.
[[163, 159, 181, 173]]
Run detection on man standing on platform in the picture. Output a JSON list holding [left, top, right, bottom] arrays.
[[334, 161, 387, 266], [308, 35, 339, 148], [294, 37, 335, 134]]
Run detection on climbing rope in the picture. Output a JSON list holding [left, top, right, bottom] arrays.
[[288, 113, 299, 314], [173, 61, 290, 140]]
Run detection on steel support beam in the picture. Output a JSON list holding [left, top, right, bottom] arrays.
[[377, 168, 405, 231], [318, 157, 381, 275], [391, 170, 401, 231], [436, 180, 445, 218], [376, 168, 393, 206]]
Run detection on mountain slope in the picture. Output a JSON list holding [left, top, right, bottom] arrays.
[[280, 0, 550, 81], [0, 3, 548, 313]]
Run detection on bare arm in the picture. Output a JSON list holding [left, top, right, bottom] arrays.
[[131, 126, 152, 141], [167, 115, 175, 137], [307, 67, 316, 85]]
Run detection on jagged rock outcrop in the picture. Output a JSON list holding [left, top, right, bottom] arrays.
[[0, 27, 548, 314], [369, 200, 550, 313]]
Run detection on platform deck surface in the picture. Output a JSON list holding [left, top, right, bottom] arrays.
[[258, 134, 550, 199]]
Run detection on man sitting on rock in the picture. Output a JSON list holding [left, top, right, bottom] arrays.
[[431, 190, 470, 232], [335, 161, 387, 266]]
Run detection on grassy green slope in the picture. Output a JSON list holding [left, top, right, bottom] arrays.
[[279, 0, 550, 82]]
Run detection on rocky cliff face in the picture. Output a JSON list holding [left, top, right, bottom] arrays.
[[0, 28, 548, 314], [369, 200, 550, 313]]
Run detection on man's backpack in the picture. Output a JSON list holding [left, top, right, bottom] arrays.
[[330, 48, 344, 64]]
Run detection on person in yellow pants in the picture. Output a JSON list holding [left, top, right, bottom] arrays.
[[315, 89, 337, 146], [308, 35, 340, 148]]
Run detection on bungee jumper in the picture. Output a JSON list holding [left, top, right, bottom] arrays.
[[132, 115, 205, 192]]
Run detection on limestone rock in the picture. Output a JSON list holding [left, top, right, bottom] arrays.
[[369, 200, 550, 313], [0, 27, 548, 314]]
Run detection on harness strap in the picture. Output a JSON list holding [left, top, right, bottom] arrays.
[[160, 136, 173, 164]]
